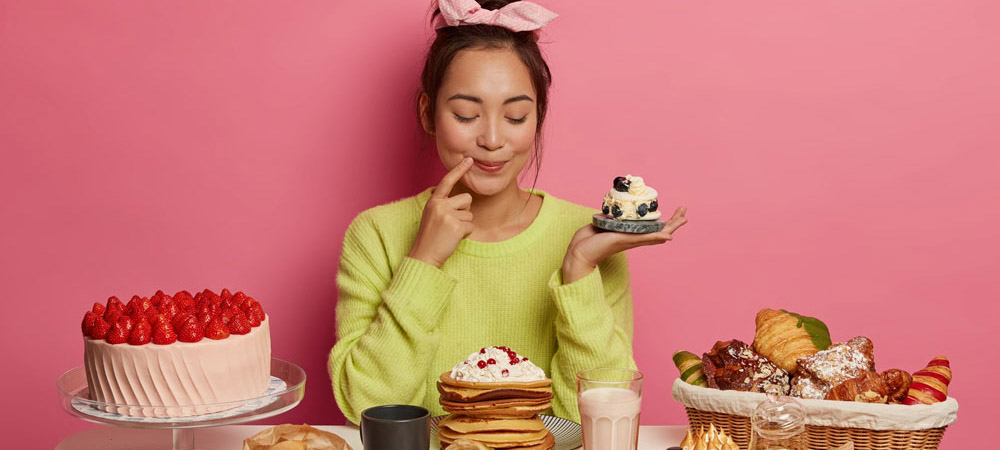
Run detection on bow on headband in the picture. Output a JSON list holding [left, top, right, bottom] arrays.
[[435, 0, 558, 32]]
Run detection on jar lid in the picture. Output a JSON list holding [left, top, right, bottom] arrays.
[[751, 391, 806, 436]]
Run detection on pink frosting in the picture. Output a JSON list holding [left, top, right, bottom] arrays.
[[83, 317, 271, 417]]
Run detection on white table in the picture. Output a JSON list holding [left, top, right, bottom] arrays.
[[56, 424, 688, 449]]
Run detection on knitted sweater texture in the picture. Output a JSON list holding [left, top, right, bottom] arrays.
[[328, 188, 636, 423]]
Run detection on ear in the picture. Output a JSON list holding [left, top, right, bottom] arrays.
[[418, 92, 434, 135]]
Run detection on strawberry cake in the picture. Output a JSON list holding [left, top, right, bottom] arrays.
[[79, 288, 271, 417]]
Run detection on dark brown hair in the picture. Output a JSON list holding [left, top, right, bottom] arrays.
[[419, 0, 553, 181]]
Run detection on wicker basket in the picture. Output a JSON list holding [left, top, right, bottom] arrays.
[[672, 379, 957, 450]]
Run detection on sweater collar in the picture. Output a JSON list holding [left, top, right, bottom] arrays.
[[415, 187, 555, 258]]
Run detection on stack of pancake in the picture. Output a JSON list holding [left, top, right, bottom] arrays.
[[437, 371, 555, 450]]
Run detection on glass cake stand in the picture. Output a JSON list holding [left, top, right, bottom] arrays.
[[57, 358, 306, 450]]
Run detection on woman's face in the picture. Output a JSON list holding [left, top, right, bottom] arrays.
[[425, 47, 538, 196]]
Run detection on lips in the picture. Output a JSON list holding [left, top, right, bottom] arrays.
[[473, 159, 506, 173]]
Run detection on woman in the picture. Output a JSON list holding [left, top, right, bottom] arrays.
[[328, 0, 687, 423]]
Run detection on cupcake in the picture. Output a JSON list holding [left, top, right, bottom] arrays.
[[594, 175, 665, 233], [602, 175, 660, 221]]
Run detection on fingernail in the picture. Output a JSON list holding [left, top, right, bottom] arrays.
[[463, 157, 473, 164]]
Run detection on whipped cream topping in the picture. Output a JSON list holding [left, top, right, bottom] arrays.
[[607, 175, 657, 201], [450, 346, 546, 382], [603, 174, 661, 221], [626, 175, 649, 196]]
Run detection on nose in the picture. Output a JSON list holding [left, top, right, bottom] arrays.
[[475, 117, 504, 151]]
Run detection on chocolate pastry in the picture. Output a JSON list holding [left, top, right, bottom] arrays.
[[702, 340, 790, 394], [881, 369, 912, 404], [826, 371, 889, 403], [792, 336, 875, 399]]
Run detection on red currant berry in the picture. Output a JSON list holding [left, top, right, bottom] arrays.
[[487, 358, 496, 365], [480, 348, 486, 354], [477, 360, 487, 369], [502, 369, 510, 377]]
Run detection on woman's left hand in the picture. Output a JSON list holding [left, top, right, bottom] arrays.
[[561, 206, 688, 284]]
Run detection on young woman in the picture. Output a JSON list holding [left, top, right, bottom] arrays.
[[328, 0, 687, 424]]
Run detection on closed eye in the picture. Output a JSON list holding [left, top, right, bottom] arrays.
[[454, 113, 477, 123], [506, 115, 528, 124]]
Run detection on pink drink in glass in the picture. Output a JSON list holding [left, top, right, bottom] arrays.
[[576, 368, 643, 450]]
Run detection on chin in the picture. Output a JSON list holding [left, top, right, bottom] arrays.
[[462, 174, 515, 197]]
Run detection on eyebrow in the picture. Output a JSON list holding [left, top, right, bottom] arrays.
[[447, 94, 535, 105]]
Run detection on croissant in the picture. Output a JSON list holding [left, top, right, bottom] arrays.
[[881, 369, 912, 404], [752, 309, 831, 374], [673, 350, 708, 386], [826, 371, 888, 403], [904, 356, 952, 405]]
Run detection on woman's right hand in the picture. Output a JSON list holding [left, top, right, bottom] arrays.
[[408, 157, 475, 268]]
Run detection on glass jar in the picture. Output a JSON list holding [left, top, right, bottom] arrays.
[[747, 389, 807, 450]]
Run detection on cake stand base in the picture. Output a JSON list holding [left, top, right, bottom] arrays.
[[55, 427, 200, 450], [57, 358, 306, 450]]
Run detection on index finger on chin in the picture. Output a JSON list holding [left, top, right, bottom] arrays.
[[433, 157, 473, 199]]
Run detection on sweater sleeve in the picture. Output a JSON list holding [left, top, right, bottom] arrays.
[[327, 211, 457, 424], [546, 252, 636, 421]]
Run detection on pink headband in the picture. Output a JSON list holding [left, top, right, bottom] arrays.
[[434, 0, 558, 33]]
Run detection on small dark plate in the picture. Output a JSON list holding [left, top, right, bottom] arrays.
[[593, 214, 665, 234]]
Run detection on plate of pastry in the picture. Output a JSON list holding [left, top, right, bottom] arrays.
[[593, 175, 665, 234]]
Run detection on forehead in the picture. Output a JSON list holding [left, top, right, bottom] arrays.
[[440, 47, 535, 101]]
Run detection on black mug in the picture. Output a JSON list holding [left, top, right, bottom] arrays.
[[360, 404, 430, 450]]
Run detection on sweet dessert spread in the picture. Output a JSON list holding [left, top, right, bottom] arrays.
[[678, 424, 740, 450], [702, 339, 791, 394], [790, 336, 875, 399], [601, 175, 660, 220], [438, 346, 554, 450], [904, 356, 952, 405], [752, 308, 831, 374], [673, 308, 945, 407], [80, 288, 271, 417], [593, 175, 666, 233]]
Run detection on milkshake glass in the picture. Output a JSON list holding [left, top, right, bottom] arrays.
[[576, 368, 643, 450]]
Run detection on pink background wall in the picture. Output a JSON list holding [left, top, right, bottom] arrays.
[[1, 1, 997, 448]]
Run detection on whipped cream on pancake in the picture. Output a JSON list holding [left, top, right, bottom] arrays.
[[602, 174, 661, 221], [451, 346, 546, 382]]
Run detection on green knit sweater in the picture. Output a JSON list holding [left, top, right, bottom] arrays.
[[328, 188, 636, 424]]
